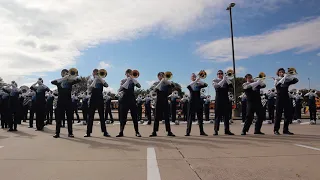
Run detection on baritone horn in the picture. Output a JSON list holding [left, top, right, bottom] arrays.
[[132, 70, 139, 78], [164, 71, 172, 80], [287, 67, 297, 75], [198, 70, 207, 79], [69, 68, 79, 76], [98, 69, 107, 78], [226, 69, 234, 78]]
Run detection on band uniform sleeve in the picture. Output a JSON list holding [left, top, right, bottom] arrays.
[[212, 79, 221, 89]]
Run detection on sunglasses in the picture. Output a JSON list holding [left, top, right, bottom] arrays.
[[217, 73, 223, 75]]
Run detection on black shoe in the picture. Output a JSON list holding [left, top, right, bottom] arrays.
[[254, 131, 265, 135], [149, 132, 157, 137], [147, 121, 151, 125], [116, 133, 124, 137], [283, 131, 294, 135], [53, 134, 60, 138], [104, 132, 111, 137], [84, 134, 91, 137], [225, 131, 234, 135], [185, 133, 190, 136], [136, 132, 141, 137], [68, 134, 74, 138], [214, 131, 218, 136], [200, 132, 208, 136], [241, 131, 246, 135], [274, 131, 280, 135], [8, 129, 14, 132], [167, 132, 175, 137], [13, 129, 17, 131]]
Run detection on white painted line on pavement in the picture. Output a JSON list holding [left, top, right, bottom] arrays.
[[295, 144, 320, 151], [147, 147, 161, 180]]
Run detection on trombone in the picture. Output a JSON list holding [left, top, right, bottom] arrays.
[[98, 69, 107, 78], [225, 69, 234, 78], [198, 70, 207, 79], [164, 71, 172, 80], [132, 70, 139, 78], [287, 67, 297, 75], [69, 68, 79, 76]]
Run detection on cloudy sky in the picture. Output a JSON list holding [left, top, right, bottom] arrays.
[[0, 0, 319, 96]]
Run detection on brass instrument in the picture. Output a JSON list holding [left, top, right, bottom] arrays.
[[198, 70, 207, 79], [254, 72, 266, 81], [271, 88, 276, 92], [164, 71, 172, 80], [172, 90, 179, 97], [69, 68, 79, 76], [132, 70, 139, 78], [20, 86, 30, 94], [137, 94, 143, 99], [287, 67, 297, 75], [98, 69, 107, 78], [226, 69, 234, 78], [150, 91, 157, 99], [201, 88, 206, 94]]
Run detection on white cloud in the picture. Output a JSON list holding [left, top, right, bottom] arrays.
[[317, 53, 320, 56], [196, 17, 320, 62], [146, 80, 157, 87], [97, 61, 112, 69], [0, 0, 291, 85], [103, 87, 117, 94], [225, 66, 247, 75]]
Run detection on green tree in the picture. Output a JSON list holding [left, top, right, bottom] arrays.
[[0, 77, 4, 88], [72, 76, 90, 94], [230, 77, 246, 99]]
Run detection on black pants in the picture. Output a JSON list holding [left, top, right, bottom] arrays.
[[55, 102, 73, 135], [153, 99, 171, 133], [73, 108, 80, 123], [274, 98, 292, 132], [241, 103, 247, 122], [105, 106, 113, 122], [82, 107, 88, 123], [1, 109, 8, 128], [214, 102, 230, 132], [87, 99, 107, 134], [186, 100, 204, 134], [8, 111, 19, 130], [22, 105, 29, 121], [171, 103, 176, 122], [294, 105, 301, 120], [204, 104, 210, 121], [145, 106, 152, 123], [119, 99, 139, 133], [268, 105, 275, 123], [137, 105, 142, 121], [46, 106, 53, 124], [309, 106, 317, 121], [261, 107, 266, 121], [29, 107, 35, 127], [291, 105, 296, 123], [243, 102, 263, 133], [183, 104, 188, 121], [36, 104, 46, 130]]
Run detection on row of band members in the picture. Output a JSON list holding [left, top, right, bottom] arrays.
[[0, 68, 316, 137]]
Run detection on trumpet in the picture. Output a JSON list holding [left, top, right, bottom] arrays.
[[226, 69, 234, 78], [132, 70, 139, 78], [164, 71, 172, 80], [287, 67, 297, 75], [69, 68, 79, 76], [254, 72, 266, 80], [201, 88, 206, 94], [198, 70, 207, 79], [98, 69, 107, 78]]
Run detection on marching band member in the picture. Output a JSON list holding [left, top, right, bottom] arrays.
[[2, 81, 21, 131], [79, 92, 89, 125], [116, 69, 141, 137], [267, 89, 276, 123], [52, 69, 81, 138], [241, 74, 266, 135], [305, 89, 318, 124], [136, 94, 144, 122], [169, 91, 180, 123], [28, 90, 36, 128], [45, 91, 54, 125], [144, 94, 152, 125], [150, 72, 175, 137], [289, 90, 296, 124], [0, 89, 9, 129], [71, 93, 80, 123], [212, 70, 234, 135], [261, 93, 267, 121], [185, 73, 208, 136], [274, 68, 298, 135], [180, 94, 189, 122], [85, 69, 110, 137], [104, 92, 114, 124], [31, 78, 51, 131], [228, 92, 234, 123], [115, 91, 123, 124], [294, 91, 303, 122], [204, 95, 211, 122], [239, 92, 247, 123]]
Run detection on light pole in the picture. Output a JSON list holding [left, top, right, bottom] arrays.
[[308, 78, 310, 89], [226, 3, 237, 108]]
